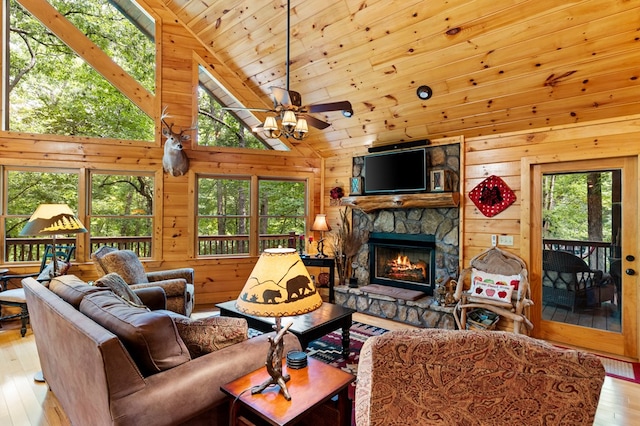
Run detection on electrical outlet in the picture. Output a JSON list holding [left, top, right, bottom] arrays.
[[498, 235, 514, 246], [491, 235, 497, 247]]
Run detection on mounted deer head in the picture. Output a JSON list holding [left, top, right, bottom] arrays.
[[160, 107, 195, 177]]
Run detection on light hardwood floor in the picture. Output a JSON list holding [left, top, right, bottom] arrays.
[[1, 312, 639, 426]]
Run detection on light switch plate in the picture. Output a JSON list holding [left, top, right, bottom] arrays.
[[498, 235, 514, 246]]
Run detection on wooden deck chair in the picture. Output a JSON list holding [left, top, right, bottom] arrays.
[[453, 246, 533, 334]]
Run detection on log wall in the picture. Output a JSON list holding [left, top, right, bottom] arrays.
[[0, 0, 322, 306]]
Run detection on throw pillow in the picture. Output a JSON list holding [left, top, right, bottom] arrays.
[[95, 272, 146, 308], [37, 260, 71, 282], [471, 268, 521, 290], [98, 250, 149, 284], [470, 268, 520, 301], [79, 291, 190, 376], [173, 315, 248, 358]]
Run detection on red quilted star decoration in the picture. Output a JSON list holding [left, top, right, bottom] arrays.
[[468, 175, 516, 217]]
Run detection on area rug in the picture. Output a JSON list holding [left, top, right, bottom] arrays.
[[595, 354, 640, 384], [305, 322, 388, 375]]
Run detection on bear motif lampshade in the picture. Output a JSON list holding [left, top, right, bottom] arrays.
[[236, 247, 322, 317], [235, 247, 322, 400]]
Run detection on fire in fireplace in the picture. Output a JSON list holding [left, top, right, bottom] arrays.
[[368, 232, 436, 295]]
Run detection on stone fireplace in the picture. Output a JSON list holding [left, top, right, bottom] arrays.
[[334, 142, 460, 329]]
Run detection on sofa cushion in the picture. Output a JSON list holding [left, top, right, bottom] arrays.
[[173, 315, 248, 358], [95, 272, 145, 308], [49, 275, 107, 308], [97, 249, 149, 284], [79, 291, 190, 376]]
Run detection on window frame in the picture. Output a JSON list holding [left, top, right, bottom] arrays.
[[194, 172, 312, 258], [0, 163, 163, 265]]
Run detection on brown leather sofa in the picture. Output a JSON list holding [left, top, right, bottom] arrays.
[[355, 329, 605, 426], [23, 275, 301, 426]]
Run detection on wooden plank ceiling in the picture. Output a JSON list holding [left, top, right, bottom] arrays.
[[160, 0, 640, 157]]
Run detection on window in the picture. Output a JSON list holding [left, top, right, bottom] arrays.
[[197, 176, 251, 255], [3, 168, 79, 262], [197, 66, 270, 149], [7, 0, 155, 139], [196, 175, 307, 256], [258, 179, 306, 248], [196, 64, 289, 151], [90, 172, 154, 257], [1, 167, 156, 262]]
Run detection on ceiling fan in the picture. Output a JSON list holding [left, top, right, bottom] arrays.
[[223, 0, 353, 140]]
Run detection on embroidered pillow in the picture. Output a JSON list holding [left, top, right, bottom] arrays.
[[173, 315, 248, 358], [471, 268, 521, 290], [470, 268, 521, 301]]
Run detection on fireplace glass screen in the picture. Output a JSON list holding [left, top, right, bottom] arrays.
[[374, 245, 431, 286]]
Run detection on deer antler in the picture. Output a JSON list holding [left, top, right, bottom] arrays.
[[161, 106, 197, 135]]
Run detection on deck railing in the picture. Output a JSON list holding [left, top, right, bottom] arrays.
[[8, 236, 612, 273], [5, 233, 300, 262], [542, 239, 615, 272]]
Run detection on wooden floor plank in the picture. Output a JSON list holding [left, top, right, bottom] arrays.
[[0, 307, 638, 426]]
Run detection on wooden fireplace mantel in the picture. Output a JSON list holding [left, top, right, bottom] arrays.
[[340, 192, 460, 212]]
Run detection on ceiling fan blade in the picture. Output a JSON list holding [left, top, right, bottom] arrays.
[[307, 100, 353, 114], [302, 114, 331, 130], [270, 87, 291, 106], [221, 107, 273, 112], [270, 87, 302, 107]]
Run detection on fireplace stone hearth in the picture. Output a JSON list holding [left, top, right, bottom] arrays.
[[335, 285, 455, 329]]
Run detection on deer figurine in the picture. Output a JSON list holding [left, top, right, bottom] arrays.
[[160, 108, 194, 177]]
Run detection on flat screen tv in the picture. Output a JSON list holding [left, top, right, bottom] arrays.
[[364, 148, 427, 194]]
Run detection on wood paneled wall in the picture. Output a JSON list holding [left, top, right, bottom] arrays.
[[0, 0, 322, 306]]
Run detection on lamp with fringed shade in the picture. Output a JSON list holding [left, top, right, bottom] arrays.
[[236, 247, 322, 400]]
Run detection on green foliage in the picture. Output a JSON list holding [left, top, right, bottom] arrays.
[[258, 180, 305, 235], [8, 0, 154, 139], [5, 170, 79, 236], [197, 85, 268, 149], [543, 172, 612, 241]]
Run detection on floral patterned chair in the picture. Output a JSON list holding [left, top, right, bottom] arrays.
[[355, 329, 605, 426], [91, 246, 195, 316]]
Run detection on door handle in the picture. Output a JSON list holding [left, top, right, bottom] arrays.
[[625, 268, 635, 276], [626, 255, 635, 261]]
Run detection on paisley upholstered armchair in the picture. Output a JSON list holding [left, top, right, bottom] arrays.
[[355, 329, 605, 426]]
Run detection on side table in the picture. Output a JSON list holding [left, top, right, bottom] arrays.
[[221, 357, 355, 426], [301, 256, 335, 302]]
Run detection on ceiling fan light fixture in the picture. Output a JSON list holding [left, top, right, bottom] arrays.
[[417, 85, 433, 100], [342, 109, 354, 118], [282, 110, 297, 126], [262, 116, 281, 138], [293, 118, 309, 140]]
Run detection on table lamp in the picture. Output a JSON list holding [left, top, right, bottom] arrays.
[[310, 214, 331, 258], [19, 204, 87, 276], [236, 247, 323, 400]]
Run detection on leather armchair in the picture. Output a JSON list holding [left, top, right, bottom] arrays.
[[91, 246, 195, 316]]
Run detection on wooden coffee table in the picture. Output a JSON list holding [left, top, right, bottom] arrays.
[[221, 356, 355, 426], [216, 301, 355, 358]]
